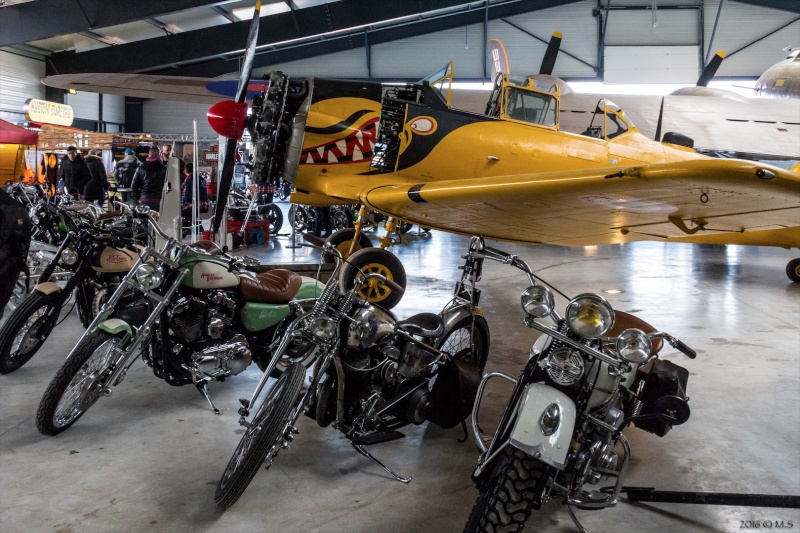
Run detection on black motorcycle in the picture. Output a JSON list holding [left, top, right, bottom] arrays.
[[214, 237, 491, 509]]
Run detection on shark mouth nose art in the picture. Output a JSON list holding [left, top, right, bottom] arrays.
[[301, 115, 378, 165]]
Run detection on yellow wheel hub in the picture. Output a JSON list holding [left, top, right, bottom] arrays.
[[356, 263, 394, 303], [336, 240, 363, 260]]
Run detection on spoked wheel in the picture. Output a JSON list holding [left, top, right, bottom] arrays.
[[436, 315, 491, 371], [324, 228, 373, 261], [331, 207, 354, 231], [786, 258, 800, 283], [339, 247, 407, 310], [258, 203, 284, 235], [215, 362, 306, 509], [36, 330, 122, 435], [464, 447, 550, 533], [0, 290, 63, 374], [288, 205, 315, 232]]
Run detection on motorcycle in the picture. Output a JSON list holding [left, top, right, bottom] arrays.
[[0, 205, 146, 374], [462, 236, 696, 533], [213, 236, 491, 509], [35, 208, 324, 435]]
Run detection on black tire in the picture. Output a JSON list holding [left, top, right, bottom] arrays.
[[215, 362, 306, 509], [339, 248, 406, 310], [436, 315, 491, 371], [464, 447, 549, 533], [0, 290, 62, 374], [331, 207, 354, 231], [36, 330, 122, 435], [324, 228, 373, 261], [258, 203, 284, 235], [288, 205, 314, 232], [397, 221, 413, 234], [786, 258, 800, 283]]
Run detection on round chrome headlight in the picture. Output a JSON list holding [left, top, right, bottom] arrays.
[[565, 293, 615, 339], [134, 263, 164, 289], [311, 317, 336, 341], [615, 328, 651, 363], [61, 245, 79, 266], [521, 285, 555, 318], [30, 215, 40, 225]]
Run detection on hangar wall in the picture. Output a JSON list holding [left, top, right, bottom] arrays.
[[142, 99, 217, 137], [0, 49, 45, 117]]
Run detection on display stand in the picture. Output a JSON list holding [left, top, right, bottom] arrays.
[[620, 487, 800, 508]]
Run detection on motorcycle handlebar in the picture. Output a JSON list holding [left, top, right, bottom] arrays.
[[358, 272, 405, 297], [672, 338, 697, 359]]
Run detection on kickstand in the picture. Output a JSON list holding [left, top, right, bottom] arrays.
[[196, 382, 220, 414], [352, 443, 412, 484], [458, 420, 469, 443], [566, 504, 590, 533]]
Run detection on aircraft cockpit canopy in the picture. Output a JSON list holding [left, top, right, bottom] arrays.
[[581, 99, 635, 140], [419, 62, 453, 107], [486, 74, 560, 129]]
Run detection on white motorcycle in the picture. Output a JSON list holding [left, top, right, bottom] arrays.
[[463, 236, 696, 533]]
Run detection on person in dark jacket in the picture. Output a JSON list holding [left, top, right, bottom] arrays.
[[114, 148, 140, 203], [57, 146, 91, 198], [84, 149, 109, 206], [131, 148, 167, 211]]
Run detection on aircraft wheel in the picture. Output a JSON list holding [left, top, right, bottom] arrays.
[[324, 229, 373, 261], [339, 248, 406, 310], [397, 221, 413, 234], [787, 258, 800, 283]]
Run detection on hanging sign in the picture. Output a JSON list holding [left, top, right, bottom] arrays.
[[23, 99, 74, 126]]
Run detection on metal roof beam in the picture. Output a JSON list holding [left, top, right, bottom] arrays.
[[0, 0, 227, 47], [49, 0, 582, 76]]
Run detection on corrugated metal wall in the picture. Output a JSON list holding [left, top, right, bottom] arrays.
[[0, 49, 45, 115], [703, 0, 799, 77], [142, 99, 216, 137]]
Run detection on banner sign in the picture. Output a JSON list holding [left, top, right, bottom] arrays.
[[23, 99, 74, 126]]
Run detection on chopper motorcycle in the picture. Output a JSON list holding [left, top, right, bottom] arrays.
[[35, 208, 324, 436], [461, 237, 696, 533], [213, 238, 491, 509], [0, 204, 147, 374]]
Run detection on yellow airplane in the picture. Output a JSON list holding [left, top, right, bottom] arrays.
[[195, 10, 800, 307], [211, 59, 798, 308]]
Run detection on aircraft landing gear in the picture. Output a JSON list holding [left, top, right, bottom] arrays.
[[786, 258, 800, 283]]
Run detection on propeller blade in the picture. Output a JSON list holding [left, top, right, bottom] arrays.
[[697, 50, 725, 87], [654, 97, 664, 142], [539, 32, 562, 75], [211, 0, 261, 235]]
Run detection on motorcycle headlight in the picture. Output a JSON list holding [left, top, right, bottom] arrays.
[[30, 215, 40, 225], [565, 293, 614, 339], [135, 263, 164, 290], [520, 285, 554, 318], [616, 328, 651, 363], [61, 245, 79, 266], [311, 317, 336, 341]]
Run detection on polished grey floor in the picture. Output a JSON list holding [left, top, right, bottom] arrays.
[[1, 208, 799, 533]]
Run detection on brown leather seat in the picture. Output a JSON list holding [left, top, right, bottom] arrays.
[[190, 240, 224, 256], [239, 269, 302, 304], [97, 210, 123, 220]]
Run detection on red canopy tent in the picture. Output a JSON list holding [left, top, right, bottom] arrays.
[[0, 118, 37, 144]]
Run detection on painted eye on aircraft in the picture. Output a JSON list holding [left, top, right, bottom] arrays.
[[409, 116, 437, 135]]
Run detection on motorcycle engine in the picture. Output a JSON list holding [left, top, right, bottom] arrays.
[[169, 291, 252, 379]]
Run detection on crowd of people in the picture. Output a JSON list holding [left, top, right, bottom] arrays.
[[56, 144, 205, 214]]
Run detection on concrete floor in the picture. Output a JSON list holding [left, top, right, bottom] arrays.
[[1, 205, 799, 533]]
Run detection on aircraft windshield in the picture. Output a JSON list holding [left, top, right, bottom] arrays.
[[504, 87, 557, 127], [420, 62, 453, 106]]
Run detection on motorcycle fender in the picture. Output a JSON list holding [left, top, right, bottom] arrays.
[[98, 319, 133, 345], [241, 302, 291, 332], [440, 304, 485, 331], [34, 282, 62, 295], [509, 383, 576, 470]]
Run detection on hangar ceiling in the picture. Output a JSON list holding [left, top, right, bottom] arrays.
[[0, 0, 798, 81]]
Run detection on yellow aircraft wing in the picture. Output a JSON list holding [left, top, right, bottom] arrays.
[[360, 158, 800, 248]]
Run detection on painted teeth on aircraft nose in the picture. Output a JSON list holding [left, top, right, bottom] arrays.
[[336, 140, 347, 153], [353, 148, 363, 161], [328, 152, 338, 163]]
